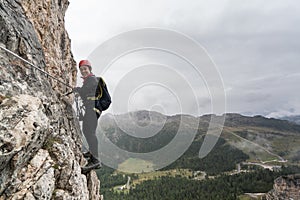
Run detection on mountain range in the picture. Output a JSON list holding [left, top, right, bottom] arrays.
[[97, 111, 300, 174], [280, 115, 300, 125]]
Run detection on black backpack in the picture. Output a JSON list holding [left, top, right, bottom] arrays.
[[95, 77, 111, 111]]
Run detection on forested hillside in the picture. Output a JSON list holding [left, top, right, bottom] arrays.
[[96, 111, 300, 199], [98, 166, 300, 200]]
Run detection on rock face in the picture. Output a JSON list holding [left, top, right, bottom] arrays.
[[266, 174, 300, 200], [0, 0, 101, 199], [21, 0, 77, 92]]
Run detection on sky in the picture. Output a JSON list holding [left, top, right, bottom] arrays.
[[65, 0, 300, 118]]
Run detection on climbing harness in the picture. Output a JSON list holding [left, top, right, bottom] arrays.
[[0, 45, 73, 88]]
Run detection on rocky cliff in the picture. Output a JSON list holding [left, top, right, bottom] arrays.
[[0, 0, 101, 199], [266, 174, 300, 200]]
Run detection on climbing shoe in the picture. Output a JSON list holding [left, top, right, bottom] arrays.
[[82, 151, 92, 159], [81, 156, 101, 174]]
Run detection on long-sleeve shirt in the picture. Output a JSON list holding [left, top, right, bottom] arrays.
[[77, 74, 98, 108]]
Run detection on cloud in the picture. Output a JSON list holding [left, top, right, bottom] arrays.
[[66, 0, 300, 117]]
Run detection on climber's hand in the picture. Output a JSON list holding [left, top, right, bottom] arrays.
[[73, 87, 80, 93]]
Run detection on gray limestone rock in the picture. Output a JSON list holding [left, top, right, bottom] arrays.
[[0, 0, 101, 199]]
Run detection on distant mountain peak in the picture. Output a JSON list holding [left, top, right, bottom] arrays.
[[279, 115, 300, 125]]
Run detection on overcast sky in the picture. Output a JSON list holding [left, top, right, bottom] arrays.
[[65, 0, 300, 118]]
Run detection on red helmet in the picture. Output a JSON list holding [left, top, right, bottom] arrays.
[[79, 60, 92, 68]]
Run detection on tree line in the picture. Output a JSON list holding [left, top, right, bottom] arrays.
[[100, 165, 300, 200]]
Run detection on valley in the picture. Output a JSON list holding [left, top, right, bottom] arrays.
[[96, 111, 300, 199]]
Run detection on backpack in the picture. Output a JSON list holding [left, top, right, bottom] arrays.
[[94, 77, 111, 111]]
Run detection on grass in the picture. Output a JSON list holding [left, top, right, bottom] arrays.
[[118, 158, 154, 173], [222, 127, 289, 162], [113, 168, 193, 193], [238, 193, 266, 200], [43, 136, 63, 150], [116, 159, 192, 191], [238, 195, 252, 200], [134, 168, 192, 185]]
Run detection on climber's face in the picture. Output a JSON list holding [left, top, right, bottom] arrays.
[[79, 65, 91, 77]]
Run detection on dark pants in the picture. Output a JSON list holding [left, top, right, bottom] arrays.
[[82, 108, 100, 157]]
